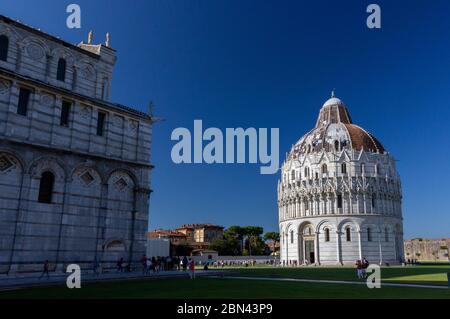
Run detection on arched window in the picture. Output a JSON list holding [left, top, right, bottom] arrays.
[[372, 193, 376, 208], [322, 164, 328, 174], [291, 170, 295, 181], [385, 228, 389, 242], [0, 35, 9, 61], [290, 230, 294, 244], [38, 171, 55, 204], [341, 163, 347, 174], [57, 58, 67, 82], [337, 194, 343, 209], [304, 167, 309, 178], [345, 227, 351, 242], [325, 228, 330, 242], [367, 227, 372, 242], [315, 172, 319, 179], [375, 164, 380, 175], [334, 140, 340, 151]]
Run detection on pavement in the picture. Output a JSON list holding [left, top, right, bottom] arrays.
[[0, 269, 226, 291], [213, 275, 450, 289]]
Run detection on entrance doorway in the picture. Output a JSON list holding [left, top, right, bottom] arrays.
[[305, 240, 315, 264]]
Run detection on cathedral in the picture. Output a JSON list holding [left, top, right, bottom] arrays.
[[278, 93, 404, 265], [0, 15, 152, 273]]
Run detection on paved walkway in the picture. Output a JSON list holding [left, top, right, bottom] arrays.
[[215, 275, 450, 290], [0, 270, 225, 291]]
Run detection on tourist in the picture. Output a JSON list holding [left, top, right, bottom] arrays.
[[117, 257, 124, 272], [182, 256, 188, 271], [355, 259, 363, 279], [39, 260, 50, 279], [152, 256, 157, 273], [362, 257, 369, 278], [93, 257, 101, 276], [145, 258, 152, 275], [188, 258, 196, 279], [140, 254, 148, 275]]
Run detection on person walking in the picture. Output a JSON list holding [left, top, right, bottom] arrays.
[[182, 256, 188, 271], [355, 259, 363, 279], [93, 257, 101, 276], [117, 257, 124, 273], [140, 254, 148, 275], [362, 257, 370, 278], [39, 260, 50, 279], [188, 258, 196, 279]]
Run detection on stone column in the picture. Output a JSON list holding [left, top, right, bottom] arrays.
[[336, 230, 342, 265], [357, 230, 363, 260], [315, 232, 320, 265], [55, 177, 71, 273], [7, 172, 29, 274]]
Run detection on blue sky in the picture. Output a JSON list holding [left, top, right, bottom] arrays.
[[1, 0, 449, 238]]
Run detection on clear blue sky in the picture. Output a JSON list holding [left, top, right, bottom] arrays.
[[2, 0, 449, 239]]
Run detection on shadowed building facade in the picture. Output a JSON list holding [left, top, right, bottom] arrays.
[[0, 15, 153, 273], [278, 93, 404, 265]]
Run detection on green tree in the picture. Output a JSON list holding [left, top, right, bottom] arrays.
[[210, 238, 240, 256], [264, 232, 280, 255]]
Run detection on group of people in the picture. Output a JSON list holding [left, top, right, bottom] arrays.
[[355, 257, 370, 279], [138, 255, 196, 279]]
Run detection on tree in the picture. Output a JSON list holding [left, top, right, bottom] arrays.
[[224, 226, 246, 254], [264, 232, 280, 255], [242, 226, 264, 256], [210, 238, 240, 256]]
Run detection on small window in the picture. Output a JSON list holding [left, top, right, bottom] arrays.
[[375, 164, 380, 175], [290, 231, 294, 244], [334, 140, 339, 151], [38, 171, 55, 204], [305, 201, 309, 211], [291, 170, 295, 181], [367, 228, 372, 242], [0, 35, 9, 61], [60, 101, 71, 126], [57, 58, 67, 82], [385, 228, 389, 242], [325, 228, 330, 242], [96, 112, 106, 136], [337, 194, 343, 209], [315, 172, 319, 179], [341, 163, 347, 174], [346, 227, 351, 242], [322, 164, 328, 174], [372, 193, 376, 208], [17, 88, 31, 116]]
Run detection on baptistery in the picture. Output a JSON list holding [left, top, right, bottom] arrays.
[[278, 93, 404, 265]]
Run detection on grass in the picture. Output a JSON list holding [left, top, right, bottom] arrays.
[[0, 265, 449, 299], [227, 265, 450, 286]]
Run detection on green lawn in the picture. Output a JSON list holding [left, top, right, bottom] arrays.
[[227, 265, 450, 286], [0, 277, 449, 299], [0, 265, 449, 299]]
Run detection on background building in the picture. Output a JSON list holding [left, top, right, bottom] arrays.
[[147, 223, 224, 256], [278, 93, 404, 265], [404, 238, 449, 262], [0, 15, 153, 273]]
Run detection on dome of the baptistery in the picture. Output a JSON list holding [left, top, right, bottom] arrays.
[[288, 95, 385, 159]]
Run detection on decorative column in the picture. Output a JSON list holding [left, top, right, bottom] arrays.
[[55, 177, 71, 272], [336, 230, 342, 265], [357, 230, 362, 260], [315, 231, 320, 265]]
